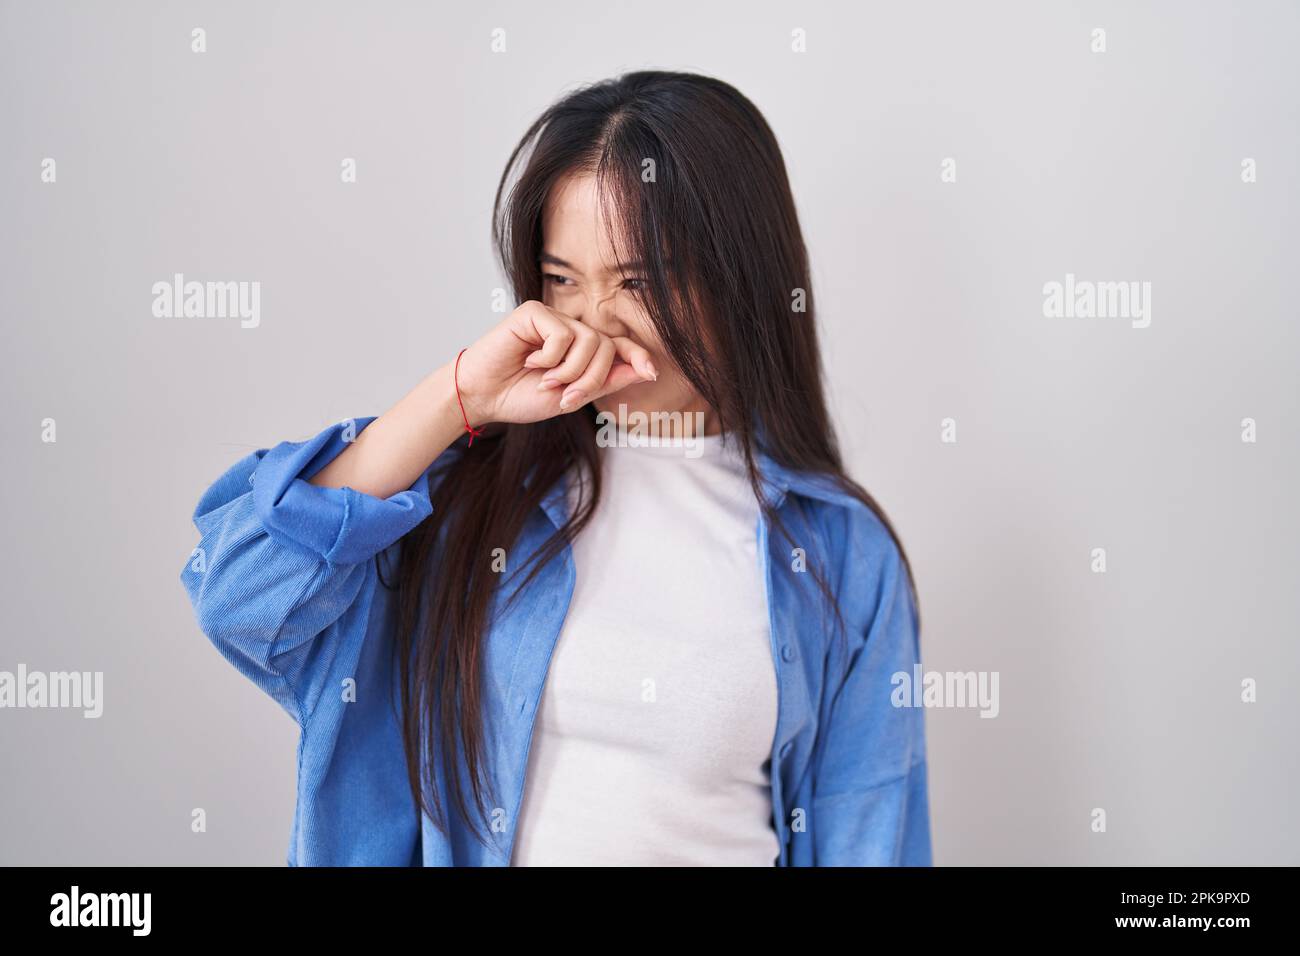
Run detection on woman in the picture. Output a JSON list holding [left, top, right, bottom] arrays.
[[182, 70, 932, 866]]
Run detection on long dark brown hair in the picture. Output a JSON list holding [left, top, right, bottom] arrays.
[[385, 70, 916, 848]]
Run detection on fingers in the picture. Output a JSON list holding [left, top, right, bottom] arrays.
[[553, 337, 615, 411], [518, 303, 574, 370], [536, 322, 603, 392], [575, 335, 658, 409], [608, 336, 658, 383], [511, 300, 658, 415], [589, 357, 649, 402]]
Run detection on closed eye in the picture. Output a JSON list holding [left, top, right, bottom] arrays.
[[543, 273, 574, 287]]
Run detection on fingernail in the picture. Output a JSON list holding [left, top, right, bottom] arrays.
[[537, 376, 561, 391], [644, 360, 658, 380], [559, 388, 585, 410]]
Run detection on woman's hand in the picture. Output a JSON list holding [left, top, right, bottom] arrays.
[[309, 301, 656, 498], [454, 300, 658, 427]]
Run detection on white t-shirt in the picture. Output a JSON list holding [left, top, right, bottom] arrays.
[[509, 428, 781, 866]]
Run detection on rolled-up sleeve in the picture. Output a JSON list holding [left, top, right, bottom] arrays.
[[181, 417, 453, 725], [250, 416, 435, 565]]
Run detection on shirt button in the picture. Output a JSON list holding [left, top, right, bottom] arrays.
[[780, 644, 795, 662]]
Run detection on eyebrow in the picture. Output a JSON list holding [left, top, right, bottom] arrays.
[[539, 251, 646, 274]]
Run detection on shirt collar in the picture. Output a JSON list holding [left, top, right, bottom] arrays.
[[751, 416, 860, 512], [753, 445, 858, 512]]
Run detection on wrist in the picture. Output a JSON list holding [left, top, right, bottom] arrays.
[[449, 349, 492, 434]]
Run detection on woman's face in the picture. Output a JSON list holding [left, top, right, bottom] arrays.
[[539, 172, 715, 431]]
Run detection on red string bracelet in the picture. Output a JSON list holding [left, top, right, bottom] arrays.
[[454, 348, 486, 447]]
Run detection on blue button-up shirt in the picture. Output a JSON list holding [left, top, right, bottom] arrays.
[[181, 416, 932, 866]]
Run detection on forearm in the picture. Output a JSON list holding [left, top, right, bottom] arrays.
[[308, 361, 470, 498]]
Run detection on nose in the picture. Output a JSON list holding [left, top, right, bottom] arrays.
[[573, 286, 628, 338]]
